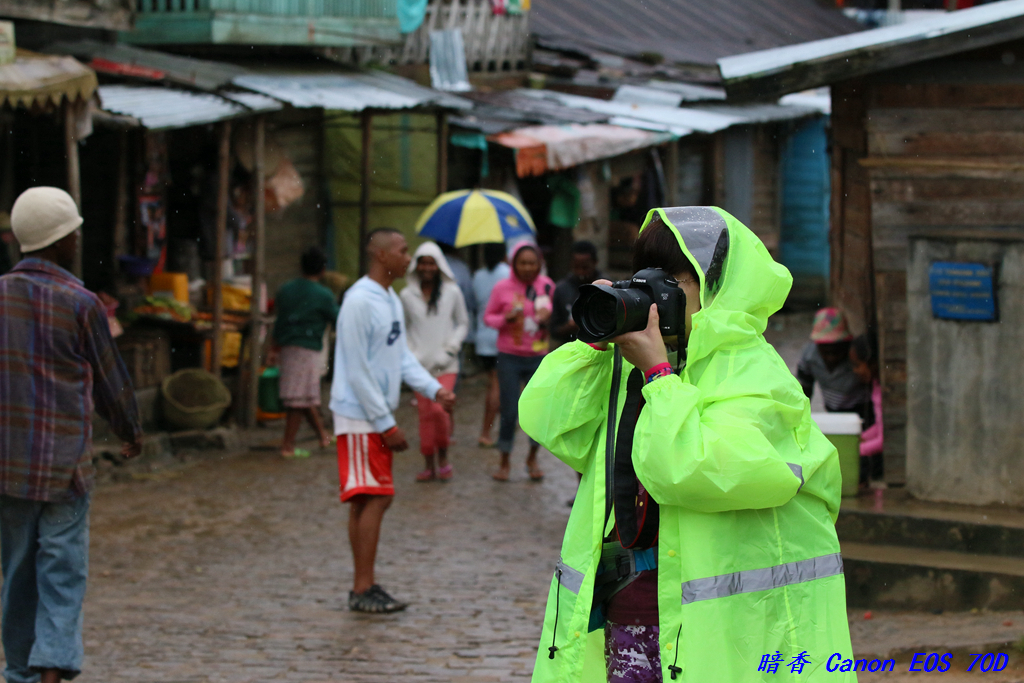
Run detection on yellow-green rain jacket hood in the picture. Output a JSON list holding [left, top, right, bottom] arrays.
[[647, 206, 792, 367], [520, 207, 855, 682]]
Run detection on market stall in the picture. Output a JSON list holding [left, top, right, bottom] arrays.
[[0, 36, 97, 275], [86, 82, 282, 426]]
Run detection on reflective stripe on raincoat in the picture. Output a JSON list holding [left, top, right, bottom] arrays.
[[520, 207, 856, 682]]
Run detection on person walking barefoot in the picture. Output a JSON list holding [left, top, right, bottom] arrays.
[[482, 242, 554, 481], [472, 243, 510, 448], [273, 247, 338, 458], [400, 242, 469, 482], [330, 228, 456, 612]]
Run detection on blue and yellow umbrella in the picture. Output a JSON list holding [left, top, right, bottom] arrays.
[[415, 189, 535, 247]]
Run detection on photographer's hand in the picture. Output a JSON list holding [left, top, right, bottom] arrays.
[[611, 304, 668, 372]]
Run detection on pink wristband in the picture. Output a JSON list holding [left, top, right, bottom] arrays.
[[645, 362, 673, 384], [587, 343, 609, 351]]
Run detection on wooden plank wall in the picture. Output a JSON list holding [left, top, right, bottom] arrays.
[[711, 125, 782, 257], [751, 124, 781, 256], [863, 81, 1024, 484]]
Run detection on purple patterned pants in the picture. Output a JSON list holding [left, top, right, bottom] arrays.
[[605, 622, 662, 683]]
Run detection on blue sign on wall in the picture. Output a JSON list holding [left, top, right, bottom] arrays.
[[929, 262, 997, 321]]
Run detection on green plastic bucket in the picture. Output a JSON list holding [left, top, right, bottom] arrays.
[[812, 412, 862, 498], [258, 366, 284, 414]]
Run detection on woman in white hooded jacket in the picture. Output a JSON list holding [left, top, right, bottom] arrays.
[[400, 241, 469, 481]]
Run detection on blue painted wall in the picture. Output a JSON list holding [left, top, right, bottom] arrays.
[[780, 116, 830, 303]]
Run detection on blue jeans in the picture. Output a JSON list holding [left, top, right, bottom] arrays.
[[0, 494, 90, 683], [496, 352, 543, 454]]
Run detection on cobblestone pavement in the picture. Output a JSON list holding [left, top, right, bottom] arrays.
[[5, 365, 1024, 681], [68, 375, 572, 683]]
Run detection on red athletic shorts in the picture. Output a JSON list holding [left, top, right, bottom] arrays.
[[337, 433, 394, 502]]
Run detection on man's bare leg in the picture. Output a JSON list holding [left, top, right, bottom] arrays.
[[348, 494, 393, 593], [40, 670, 60, 683], [303, 407, 331, 448]]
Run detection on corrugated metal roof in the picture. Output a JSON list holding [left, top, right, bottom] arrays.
[[452, 87, 822, 140], [780, 90, 831, 116], [47, 40, 247, 92], [452, 90, 608, 133], [612, 85, 687, 107], [516, 89, 743, 134], [688, 102, 824, 124], [620, 81, 726, 103], [529, 0, 859, 67], [232, 71, 471, 112], [491, 123, 675, 176], [219, 90, 283, 113], [719, 0, 1024, 100], [98, 85, 249, 130]]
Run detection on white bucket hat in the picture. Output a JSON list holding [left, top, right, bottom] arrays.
[[10, 187, 83, 253]]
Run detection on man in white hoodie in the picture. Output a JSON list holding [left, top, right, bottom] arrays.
[[330, 227, 456, 613]]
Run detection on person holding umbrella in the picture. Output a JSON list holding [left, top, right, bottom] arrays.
[[415, 189, 536, 249], [415, 189, 541, 480]]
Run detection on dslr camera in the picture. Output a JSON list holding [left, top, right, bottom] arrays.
[[572, 268, 686, 344]]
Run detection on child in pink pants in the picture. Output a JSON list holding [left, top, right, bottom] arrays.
[[415, 373, 457, 480]]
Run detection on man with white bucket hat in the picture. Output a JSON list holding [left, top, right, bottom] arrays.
[[0, 187, 142, 683]]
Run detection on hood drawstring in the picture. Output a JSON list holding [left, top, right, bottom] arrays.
[[668, 624, 682, 679], [549, 568, 562, 659]]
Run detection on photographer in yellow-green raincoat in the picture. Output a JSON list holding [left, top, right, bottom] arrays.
[[520, 207, 856, 683]]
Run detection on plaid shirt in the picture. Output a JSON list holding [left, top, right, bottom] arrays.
[[0, 258, 141, 502]]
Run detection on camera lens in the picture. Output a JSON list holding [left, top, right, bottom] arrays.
[[588, 294, 618, 331], [572, 285, 653, 343], [572, 287, 620, 343]]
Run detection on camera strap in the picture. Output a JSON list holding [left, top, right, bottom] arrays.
[[610, 366, 660, 550], [603, 350, 623, 535]]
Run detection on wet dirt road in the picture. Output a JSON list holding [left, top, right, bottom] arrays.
[[3, 366, 1024, 681]]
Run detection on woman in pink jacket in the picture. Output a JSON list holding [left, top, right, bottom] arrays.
[[483, 242, 555, 482]]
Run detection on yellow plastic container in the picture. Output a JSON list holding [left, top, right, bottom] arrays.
[[812, 412, 862, 497], [149, 272, 189, 304]]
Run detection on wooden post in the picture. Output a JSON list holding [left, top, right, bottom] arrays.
[[246, 116, 267, 426], [436, 110, 448, 195], [112, 129, 129, 265], [358, 111, 373, 275], [212, 120, 231, 378], [666, 140, 679, 206], [64, 100, 82, 277]]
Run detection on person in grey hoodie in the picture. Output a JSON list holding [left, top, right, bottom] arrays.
[[329, 228, 456, 613]]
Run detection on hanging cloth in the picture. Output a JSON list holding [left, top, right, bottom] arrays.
[[547, 174, 580, 229], [398, 0, 428, 33]]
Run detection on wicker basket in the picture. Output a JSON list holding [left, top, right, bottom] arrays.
[[161, 368, 232, 430]]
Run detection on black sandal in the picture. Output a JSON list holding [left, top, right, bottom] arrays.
[[348, 584, 408, 613]]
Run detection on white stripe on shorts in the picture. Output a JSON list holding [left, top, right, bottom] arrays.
[[343, 433, 382, 493]]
